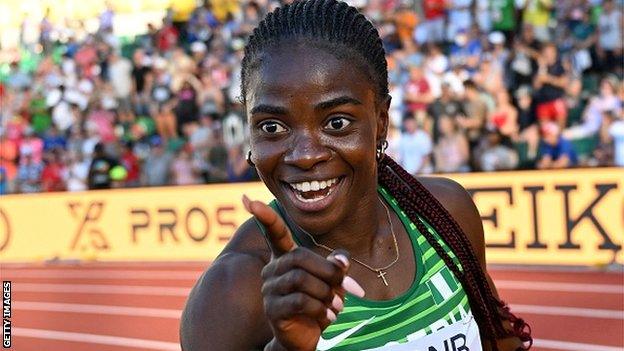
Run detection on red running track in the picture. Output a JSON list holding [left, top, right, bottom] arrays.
[[1, 262, 622, 351]]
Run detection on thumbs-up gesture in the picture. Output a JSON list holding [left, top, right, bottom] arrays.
[[242, 195, 365, 351]]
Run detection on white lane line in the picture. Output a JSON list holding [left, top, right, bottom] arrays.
[[496, 280, 623, 294], [534, 338, 623, 351], [12, 283, 190, 296], [1, 269, 202, 280], [14, 301, 181, 319], [512, 304, 624, 320], [13, 327, 180, 351]]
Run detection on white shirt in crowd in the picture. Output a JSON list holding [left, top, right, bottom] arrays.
[[610, 119, 624, 167], [108, 57, 133, 98], [399, 129, 433, 175], [599, 9, 623, 50]]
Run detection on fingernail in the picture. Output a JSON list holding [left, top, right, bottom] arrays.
[[334, 254, 349, 268], [326, 308, 337, 322], [242, 195, 251, 212], [342, 276, 365, 298], [332, 294, 344, 312]]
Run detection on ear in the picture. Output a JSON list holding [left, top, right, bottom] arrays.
[[376, 94, 392, 143]]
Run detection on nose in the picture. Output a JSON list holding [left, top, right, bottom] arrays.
[[284, 132, 331, 170]]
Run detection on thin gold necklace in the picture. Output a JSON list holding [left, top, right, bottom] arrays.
[[297, 196, 399, 286]]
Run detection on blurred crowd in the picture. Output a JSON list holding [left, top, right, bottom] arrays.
[[1, 0, 623, 194]]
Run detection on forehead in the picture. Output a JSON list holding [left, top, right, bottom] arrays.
[[246, 43, 376, 110]]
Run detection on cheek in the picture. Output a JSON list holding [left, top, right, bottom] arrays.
[[326, 126, 376, 170], [250, 137, 285, 185]]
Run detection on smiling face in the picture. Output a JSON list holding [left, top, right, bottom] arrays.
[[246, 42, 389, 234]]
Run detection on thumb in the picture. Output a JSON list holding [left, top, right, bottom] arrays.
[[242, 194, 296, 257]]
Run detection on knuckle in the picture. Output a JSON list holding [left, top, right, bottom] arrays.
[[288, 269, 307, 288], [291, 293, 307, 311], [261, 263, 274, 280]]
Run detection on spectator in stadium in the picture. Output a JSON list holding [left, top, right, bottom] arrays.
[[87, 142, 118, 190], [564, 76, 622, 139], [428, 82, 464, 141], [446, 0, 473, 42], [142, 136, 173, 187], [596, 0, 624, 76], [510, 24, 541, 89], [399, 115, 433, 175], [490, 0, 518, 46], [402, 64, 433, 124], [610, 108, 624, 167], [433, 115, 470, 173], [521, 0, 553, 43], [592, 110, 617, 166], [479, 129, 519, 171], [42, 125, 67, 152], [65, 150, 89, 192], [120, 141, 141, 187], [41, 149, 66, 192], [533, 43, 570, 130], [107, 51, 134, 119], [536, 121, 578, 169], [226, 144, 255, 182], [0, 129, 18, 187], [459, 80, 487, 149], [416, 0, 446, 44], [16, 150, 43, 193], [171, 146, 201, 185], [488, 89, 519, 140], [0, 166, 7, 195]]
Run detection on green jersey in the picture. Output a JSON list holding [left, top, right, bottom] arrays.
[[266, 186, 483, 350]]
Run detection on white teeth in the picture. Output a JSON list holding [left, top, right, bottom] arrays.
[[289, 177, 339, 194]]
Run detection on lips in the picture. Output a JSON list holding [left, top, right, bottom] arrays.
[[282, 176, 344, 212]]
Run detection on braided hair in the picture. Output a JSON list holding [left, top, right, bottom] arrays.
[[240, 0, 532, 349]]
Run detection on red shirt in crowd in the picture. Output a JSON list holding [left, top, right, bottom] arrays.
[[121, 150, 140, 183], [423, 0, 446, 20], [405, 77, 431, 113], [157, 25, 179, 53], [41, 161, 66, 192]]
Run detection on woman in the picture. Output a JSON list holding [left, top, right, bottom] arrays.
[[488, 90, 519, 140], [181, 1, 531, 350], [434, 115, 470, 173]]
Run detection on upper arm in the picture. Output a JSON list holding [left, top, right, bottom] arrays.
[[419, 177, 487, 269], [180, 220, 272, 350]]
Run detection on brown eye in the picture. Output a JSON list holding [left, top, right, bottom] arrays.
[[259, 121, 287, 134], [324, 117, 352, 131]]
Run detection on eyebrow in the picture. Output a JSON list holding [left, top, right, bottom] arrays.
[[250, 104, 289, 115], [249, 95, 362, 116], [315, 96, 362, 110]]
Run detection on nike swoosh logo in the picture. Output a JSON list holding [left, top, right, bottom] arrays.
[[316, 316, 376, 351]]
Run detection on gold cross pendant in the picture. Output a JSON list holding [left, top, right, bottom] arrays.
[[377, 270, 388, 286]]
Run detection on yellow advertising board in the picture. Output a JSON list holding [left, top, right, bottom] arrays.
[[0, 168, 622, 265]]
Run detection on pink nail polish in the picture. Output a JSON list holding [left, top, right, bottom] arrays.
[[327, 308, 337, 322], [342, 276, 365, 298], [332, 294, 344, 311], [334, 254, 349, 268]]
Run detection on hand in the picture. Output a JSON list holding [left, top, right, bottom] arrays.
[[242, 195, 365, 351]]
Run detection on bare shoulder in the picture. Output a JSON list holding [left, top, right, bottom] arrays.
[[180, 218, 272, 350], [416, 176, 486, 267]]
